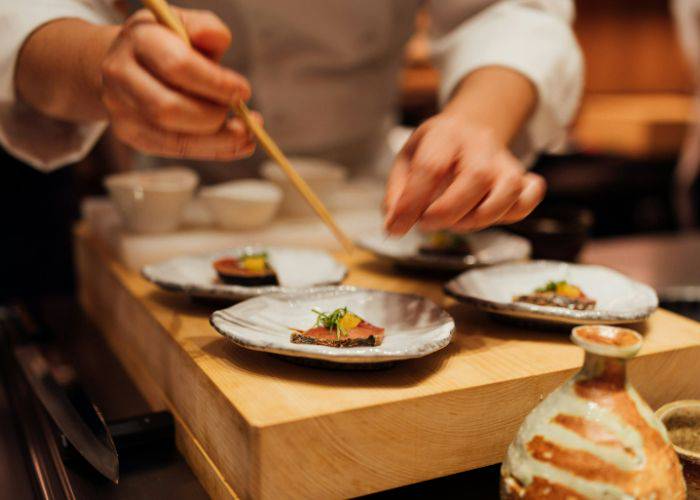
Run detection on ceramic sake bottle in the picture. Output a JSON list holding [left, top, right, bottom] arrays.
[[501, 325, 686, 499]]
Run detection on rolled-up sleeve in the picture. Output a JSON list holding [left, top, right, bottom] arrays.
[[0, 1, 119, 172], [430, 0, 584, 161]]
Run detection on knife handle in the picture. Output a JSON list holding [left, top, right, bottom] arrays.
[[60, 411, 174, 463], [108, 411, 174, 457]]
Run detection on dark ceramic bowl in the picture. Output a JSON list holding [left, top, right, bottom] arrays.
[[507, 205, 594, 262], [656, 400, 700, 499]]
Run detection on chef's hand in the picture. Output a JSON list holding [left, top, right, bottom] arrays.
[[101, 8, 260, 160], [383, 67, 546, 235]]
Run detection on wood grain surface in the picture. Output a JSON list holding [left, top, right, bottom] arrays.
[[74, 225, 700, 499]]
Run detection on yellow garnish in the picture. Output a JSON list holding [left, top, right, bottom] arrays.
[[337, 312, 362, 333], [428, 231, 467, 250], [555, 282, 583, 298], [430, 232, 451, 248], [312, 307, 363, 339], [240, 255, 267, 273]]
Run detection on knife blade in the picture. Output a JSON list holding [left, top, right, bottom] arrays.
[[14, 344, 119, 483]]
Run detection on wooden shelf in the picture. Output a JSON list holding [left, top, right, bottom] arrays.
[[573, 92, 694, 158]]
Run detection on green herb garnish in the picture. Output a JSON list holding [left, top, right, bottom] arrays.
[[433, 231, 468, 250], [536, 280, 567, 293], [312, 307, 361, 340], [241, 251, 268, 260]]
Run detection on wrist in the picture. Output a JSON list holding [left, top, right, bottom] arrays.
[[442, 66, 537, 146], [81, 24, 120, 118], [16, 19, 120, 122]]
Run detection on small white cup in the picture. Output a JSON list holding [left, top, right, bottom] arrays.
[[261, 158, 347, 217], [104, 167, 199, 234], [200, 179, 282, 230]]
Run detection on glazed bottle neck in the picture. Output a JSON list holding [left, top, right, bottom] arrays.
[[579, 352, 628, 388]]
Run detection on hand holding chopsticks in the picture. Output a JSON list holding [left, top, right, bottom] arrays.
[[140, 0, 355, 253], [98, 9, 256, 159]]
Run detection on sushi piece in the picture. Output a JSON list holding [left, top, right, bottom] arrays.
[[514, 280, 596, 311], [290, 307, 384, 347], [213, 252, 278, 286], [419, 231, 471, 257]]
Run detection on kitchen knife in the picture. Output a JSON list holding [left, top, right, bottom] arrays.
[[14, 344, 119, 483]]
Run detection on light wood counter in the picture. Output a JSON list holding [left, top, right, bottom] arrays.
[[75, 225, 700, 499]]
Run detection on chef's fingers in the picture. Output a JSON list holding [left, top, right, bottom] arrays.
[[499, 172, 547, 224], [450, 159, 525, 232], [383, 156, 408, 221], [132, 22, 250, 106], [384, 128, 458, 235], [415, 139, 502, 231], [178, 8, 232, 61], [383, 128, 425, 219], [102, 57, 230, 134], [111, 116, 256, 160], [127, 9, 231, 61], [124, 8, 153, 25], [417, 164, 496, 232]]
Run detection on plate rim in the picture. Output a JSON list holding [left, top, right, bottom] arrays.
[[356, 229, 531, 271], [141, 246, 349, 300], [444, 260, 659, 324], [209, 285, 456, 363]]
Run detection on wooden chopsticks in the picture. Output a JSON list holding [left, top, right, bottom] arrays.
[[140, 0, 355, 253]]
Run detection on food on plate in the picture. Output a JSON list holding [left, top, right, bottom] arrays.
[[290, 307, 384, 347], [213, 252, 278, 286], [514, 280, 596, 310], [418, 231, 471, 257]]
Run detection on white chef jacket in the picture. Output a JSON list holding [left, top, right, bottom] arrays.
[[0, 0, 583, 175], [672, 0, 700, 227]]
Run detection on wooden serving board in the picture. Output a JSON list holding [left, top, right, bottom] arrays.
[[74, 225, 700, 499]]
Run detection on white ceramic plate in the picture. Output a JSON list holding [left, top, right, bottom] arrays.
[[142, 247, 347, 301], [210, 286, 455, 364], [357, 229, 531, 271], [445, 261, 658, 325]]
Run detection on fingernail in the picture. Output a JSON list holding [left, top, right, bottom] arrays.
[[385, 225, 400, 236], [385, 197, 401, 223], [384, 209, 395, 227], [383, 218, 395, 234], [386, 213, 408, 233], [386, 216, 409, 236]]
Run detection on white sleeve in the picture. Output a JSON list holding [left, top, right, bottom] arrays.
[[673, 0, 700, 79], [0, 1, 120, 172], [430, 0, 584, 163]]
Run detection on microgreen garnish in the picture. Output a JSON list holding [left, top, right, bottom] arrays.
[[535, 280, 567, 293], [240, 251, 268, 260], [433, 231, 468, 250], [312, 307, 360, 340]]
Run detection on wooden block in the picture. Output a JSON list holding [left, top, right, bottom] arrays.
[[74, 225, 700, 499]]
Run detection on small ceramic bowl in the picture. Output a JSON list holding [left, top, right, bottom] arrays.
[[261, 157, 346, 217], [200, 179, 282, 230], [656, 400, 700, 499], [104, 167, 198, 234]]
